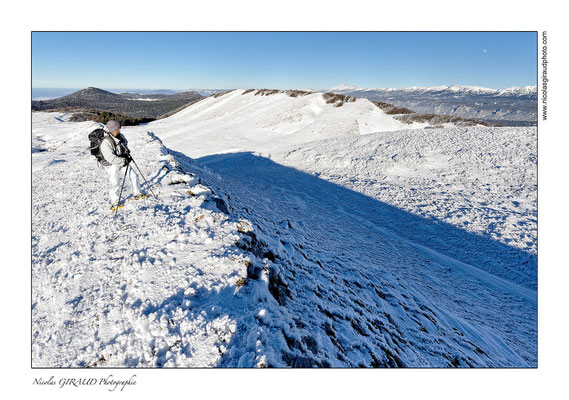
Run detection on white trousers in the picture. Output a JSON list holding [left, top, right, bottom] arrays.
[[107, 164, 142, 204]]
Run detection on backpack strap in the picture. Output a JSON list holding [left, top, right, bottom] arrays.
[[104, 132, 120, 155]]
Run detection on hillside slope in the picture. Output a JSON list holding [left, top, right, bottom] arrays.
[[148, 89, 472, 158], [31, 87, 203, 119], [140, 91, 537, 288], [33, 113, 262, 366], [194, 148, 536, 367], [32, 111, 536, 367], [271, 127, 537, 288]]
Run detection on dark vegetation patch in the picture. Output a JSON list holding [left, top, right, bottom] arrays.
[[68, 110, 154, 126], [211, 90, 234, 98], [242, 89, 314, 98], [254, 89, 282, 96], [316, 91, 495, 126], [373, 101, 415, 115], [371, 101, 496, 127], [322, 92, 357, 107], [235, 277, 248, 287], [32, 87, 203, 119], [156, 98, 204, 120], [285, 89, 312, 97]]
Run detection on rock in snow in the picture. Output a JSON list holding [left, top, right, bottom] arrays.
[[32, 91, 536, 367]]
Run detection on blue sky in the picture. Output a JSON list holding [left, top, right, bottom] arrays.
[[32, 32, 537, 90]]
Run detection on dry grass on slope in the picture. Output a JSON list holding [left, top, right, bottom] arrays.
[[372, 101, 495, 127], [322, 92, 357, 107]]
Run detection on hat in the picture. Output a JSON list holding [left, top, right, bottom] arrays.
[[106, 120, 121, 133]]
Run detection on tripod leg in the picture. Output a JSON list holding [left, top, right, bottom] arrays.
[[114, 165, 129, 215], [131, 159, 157, 197]]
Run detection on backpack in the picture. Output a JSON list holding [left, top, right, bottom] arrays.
[[88, 128, 113, 166]]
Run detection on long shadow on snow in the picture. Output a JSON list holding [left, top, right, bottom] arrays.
[[160, 150, 537, 367], [195, 152, 536, 292]]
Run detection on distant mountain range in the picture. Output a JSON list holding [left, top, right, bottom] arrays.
[[31, 87, 204, 119], [327, 84, 538, 124], [32, 87, 229, 100], [32, 85, 537, 126]]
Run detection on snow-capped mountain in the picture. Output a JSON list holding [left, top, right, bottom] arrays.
[[329, 83, 537, 97], [328, 84, 364, 92], [497, 86, 538, 97], [187, 88, 232, 97], [326, 84, 538, 124], [32, 89, 536, 367]]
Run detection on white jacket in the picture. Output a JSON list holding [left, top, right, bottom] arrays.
[[100, 130, 128, 167]]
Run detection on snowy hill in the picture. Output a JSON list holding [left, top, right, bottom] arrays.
[[31, 87, 203, 119], [32, 90, 536, 367], [148, 89, 485, 158], [327, 84, 538, 124]]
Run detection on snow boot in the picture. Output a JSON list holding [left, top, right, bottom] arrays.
[[110, 202, 124, 212]]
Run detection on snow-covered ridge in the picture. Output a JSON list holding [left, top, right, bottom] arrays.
[[149, 91, 533, 365], [32, 113, 283, 367], [148, 89, 484, 158], [146, 92, 535, 366], [186, 126, 537, 367], [32, 105, 536, 367], [329, 83, 537, 97]]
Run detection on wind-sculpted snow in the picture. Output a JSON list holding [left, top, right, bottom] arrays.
[[147, 89, 467, 158], [32, 110, 536, 367], [272, 127, 537, 289], [195, 152, 535, 367]]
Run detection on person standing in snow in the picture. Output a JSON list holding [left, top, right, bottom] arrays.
[[100, 120, 145, 210]]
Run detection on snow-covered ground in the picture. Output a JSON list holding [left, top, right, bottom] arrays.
[[32, 90, 537, 367], [271, 127, 537, 289], [149, 89, 446, 157], [33, 113, 273, 367]]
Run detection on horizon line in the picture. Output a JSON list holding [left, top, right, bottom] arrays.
[[32, 83, 537, 92]]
